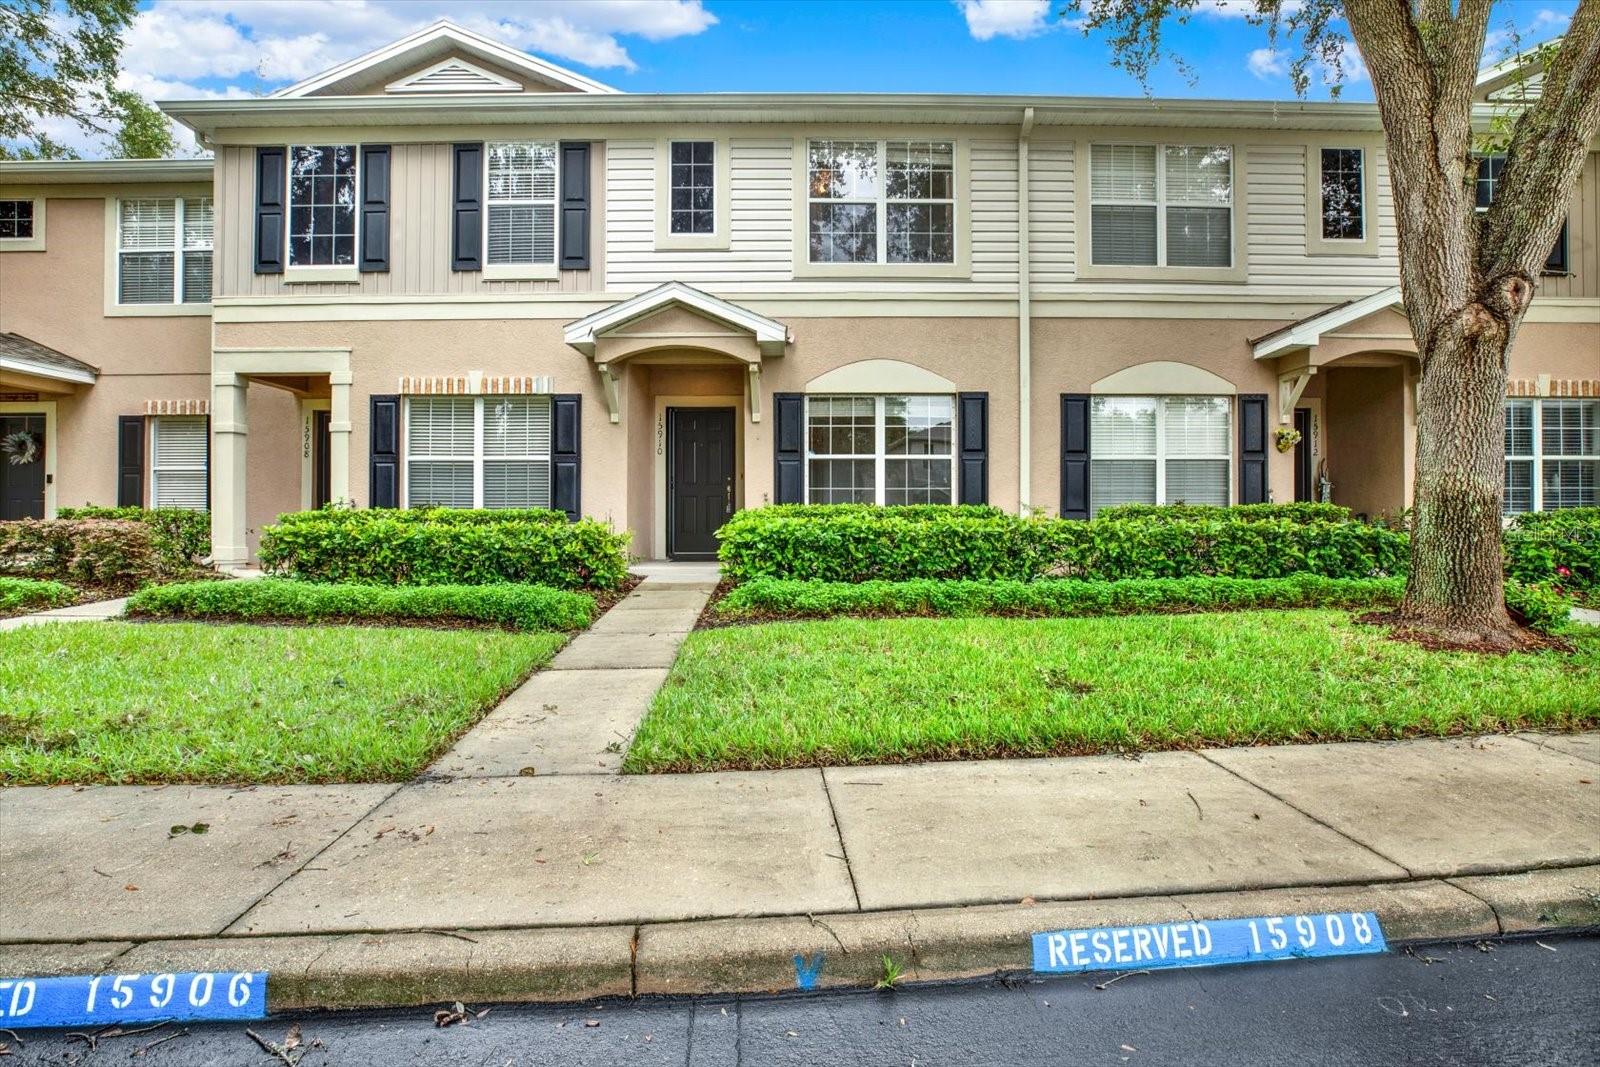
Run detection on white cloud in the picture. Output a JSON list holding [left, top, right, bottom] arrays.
[[957, 0, 1054, 42], [1246, 47, 1286, 79]]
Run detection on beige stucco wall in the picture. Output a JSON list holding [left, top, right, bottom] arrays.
[[1325, 365, 1407, 518]]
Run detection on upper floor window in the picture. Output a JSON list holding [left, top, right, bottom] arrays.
[[118, 197, 213, 304], [0, 199, 35, 240], [405, 395, 553, 508], [288, 145, 356, 268], [486, 141, 557, 266], [1505, 399, 1597, 513], [1475, 155, 1569, 273], [806, 394, 955, 504], [1319, 148, 1365, 241], [1090, 395, 1232, 515], [669, 141, 716, 235], [1090, 144, 1233, 268], [807, 140, 955, 265]]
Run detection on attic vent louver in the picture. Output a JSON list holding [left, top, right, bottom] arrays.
[[386, 58, 522, 94]]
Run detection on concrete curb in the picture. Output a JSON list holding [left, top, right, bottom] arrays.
[[2, 867, 1596, 1012]]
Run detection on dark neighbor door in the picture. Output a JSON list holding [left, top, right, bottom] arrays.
[[667, 406, 735, 560], [312, 409, 332, 508], [0, 413, 46, 520], [1293, 407, 1312, 503]]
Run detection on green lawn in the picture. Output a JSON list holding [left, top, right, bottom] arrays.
[[625, 610, 1600, 772], [0, 622, 565, 785]]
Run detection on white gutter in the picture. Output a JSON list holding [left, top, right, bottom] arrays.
[[1017, 106, 1034, 511]]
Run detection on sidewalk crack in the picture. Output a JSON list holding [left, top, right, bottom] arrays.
[[1196, 751, 1416, 878], [1443, 877, 1508, 935], [819, 769, 864, 912]]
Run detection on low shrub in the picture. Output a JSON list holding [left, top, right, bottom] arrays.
[[271, 505, 570, 527], [731, 503, 1006, 522], [126, 578, 595, 631], [1503, 580, 1577, 634], [1505, 511, 1599, 598], [717, 509, 1410, 583], [0, 519, 170, 590], [58, 506, 211, 569], [258, 514, 630, 590], [716, 575, 1406, 621], [1092, 502, 1354, 524], [0, 576, 77, 614]]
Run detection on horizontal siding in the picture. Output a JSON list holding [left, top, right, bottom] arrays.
[[1028, 141, 1074, 286], [970, 139, 1019, 285]]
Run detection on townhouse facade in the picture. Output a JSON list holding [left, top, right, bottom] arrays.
[[0, 22, 1596, 562]]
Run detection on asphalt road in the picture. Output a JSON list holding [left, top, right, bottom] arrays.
[[6, 934, 1597, 1066]]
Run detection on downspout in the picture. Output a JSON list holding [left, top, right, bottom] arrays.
[[1017, 107, 1035, 511]]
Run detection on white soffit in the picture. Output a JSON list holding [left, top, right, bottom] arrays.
[[1092, 361, 1234, 395], [806, 359, 957, 394], [565, 281, 791, 357], [1251, 286, 1403, 360]]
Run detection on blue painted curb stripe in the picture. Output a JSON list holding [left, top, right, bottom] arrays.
[[1032, 912, 1386, 974], [0, 972, 267, 1029]]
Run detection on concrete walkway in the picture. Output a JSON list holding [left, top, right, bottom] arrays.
[[0, 595, 128, 631], [429, 568, 718, 777]]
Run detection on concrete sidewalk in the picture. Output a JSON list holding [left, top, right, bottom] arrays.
[[3, 732, 1598, 1007]]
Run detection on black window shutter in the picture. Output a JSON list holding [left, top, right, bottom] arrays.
[[254, 146, 285, 274], [451, 143, 483, 272], [369, 394, 399, 508], [360, 145, 390, 273], [773, 393, 804, 504], [1060, 394, 1090, 520], [558, 141, 591, 270], [1238, 393, 1269, 505], [958, 392, 989, 505], [117, 415, 146, 507], [552, 394, 582, 521], [204, 415, 212, 511]]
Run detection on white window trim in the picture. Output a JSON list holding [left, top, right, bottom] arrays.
[[402, 395, 554, 509], [1075, 137, 1247, 283], [1305, 140, 1380, 257], [0, 195, 45, 252], [791, 134, 970, 280], [103, 196, 212, 317], [655, 135, 731, 251], [1505, 398, 1599, 514], [1090, 395, 1234, 515], [114, 196, 212, 308], [481, 140, 560, 281], [149, 415, 209, 511], [284, 144, 361, 282], [803, 394, 958, 506]]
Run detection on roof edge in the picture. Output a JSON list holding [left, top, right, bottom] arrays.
[[0, 158, 213, 185]]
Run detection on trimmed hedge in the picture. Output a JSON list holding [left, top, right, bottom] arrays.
[[717, 510, 1410, 583], [1093, 502, 1353, 524], [0, 576, 77, 615], [271, 505, 570, 527], [716, 575, 1407, 620], [258, 514, 630, 590], [742, 503, 1007, 522], [1504, 511, 1599, 597], [57, 506, 211, 569], [0, 519, 173, 590], [126, 579, 596, 631]]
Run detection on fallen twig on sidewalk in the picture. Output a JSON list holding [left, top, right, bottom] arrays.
[[245, 1024, 303, 1066], [1094, 970, 1150, 991], [807, 912, 848, 954], [135, 1027, 188, 1057], [1186, 791, 1204, 820]]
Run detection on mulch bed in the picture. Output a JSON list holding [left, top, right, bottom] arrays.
[[694, 579, 736, 630], [1355, 610, 1572, 654]]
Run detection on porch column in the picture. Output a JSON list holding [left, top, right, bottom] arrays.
[[210, 370, 249, 565], [328, 369, 353, 504]]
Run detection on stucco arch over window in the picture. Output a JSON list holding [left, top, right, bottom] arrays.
[[804, 359, 957, 394], [1091, 360, 1237, 396]]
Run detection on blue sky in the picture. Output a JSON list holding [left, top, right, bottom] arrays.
[[115, 0, 1576, 109]]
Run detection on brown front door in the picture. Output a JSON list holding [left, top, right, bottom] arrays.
[[667, 406, 735, 560], [0, 413, 46, 520]]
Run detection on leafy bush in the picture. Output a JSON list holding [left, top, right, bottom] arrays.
[[0, 519, 174, 590], [1503, 580, 1576, 634], [717, 575, 1406, 620], [736, 503, 1006, 522], [717, 509, 1410, 583], [272, 505, 570, 528], [258, 514, 630, 590], [0, 576, 77, 614], [126, 579, 595, 631], [1092, 502, 1354, 524], [1504, 511, 1599, 597], [58, 506, 211, 570]]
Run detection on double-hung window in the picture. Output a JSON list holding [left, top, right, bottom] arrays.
[[1089, 144, 1233, 267], [486, 141, 558, 267], [405, 395, 553, 509], [0, 199, 35, 240], [150, 416, 208, 510], [287, 145, 356, 267], [1505, 399, 1598, 513], [807, 140, 955, 265], [669, 140, 715, 235], [1089, 396, 1231, 515], [118, 198, 213, 304], [805, 395, 955, 505], [1318, 148, 1365, 241], [1475, 155, 1569, 273]]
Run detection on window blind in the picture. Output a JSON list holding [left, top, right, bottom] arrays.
[[1090, 145, 1157, 201], [486, 142, 557, 266], [1090, 395, 1231, 514], [119, 199, 176, 304], [404, 395, 554, 509], [150, 416, 208, 510]]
